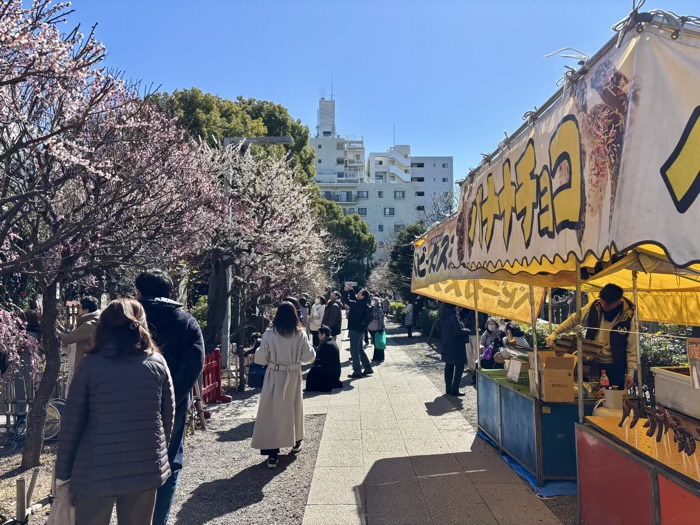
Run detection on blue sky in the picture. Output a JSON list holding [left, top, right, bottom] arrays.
[[71, 0, 699, 182]]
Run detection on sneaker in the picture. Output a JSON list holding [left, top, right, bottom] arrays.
[[362, 368, 374, 376], [348, 372, 363, 379], [291, 440, 303, 453], [449, 391, 466, 397], [267, 457, 278, 469]]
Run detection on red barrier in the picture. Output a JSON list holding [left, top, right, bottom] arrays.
[[199, 349, 233, 405]]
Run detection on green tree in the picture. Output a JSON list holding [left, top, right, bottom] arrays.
[[152, 89, 316, 183], [315, 200, 377, 287], [388, 222, 427, 298]]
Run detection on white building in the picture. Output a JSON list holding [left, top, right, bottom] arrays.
[[311, 98, 453, 257]]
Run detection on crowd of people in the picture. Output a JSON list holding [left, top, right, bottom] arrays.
[[9, 274, 638, 524]]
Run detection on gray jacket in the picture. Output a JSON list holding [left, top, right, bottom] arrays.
[[56, 351, 175, 496]]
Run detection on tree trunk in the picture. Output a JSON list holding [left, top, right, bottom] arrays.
[[236, 289, 247, 392], [21, 289, 61, 470], [206, 252, 227, 351]]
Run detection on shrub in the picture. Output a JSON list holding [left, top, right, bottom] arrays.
[[419, 309, 440, 338], [390, 302, 406, 324], [191, 295, 208, 333]]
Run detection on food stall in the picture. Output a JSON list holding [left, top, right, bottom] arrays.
[[412, 8, 700, 522]]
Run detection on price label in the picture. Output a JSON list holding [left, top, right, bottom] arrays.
[[507, 360, 523, 382]]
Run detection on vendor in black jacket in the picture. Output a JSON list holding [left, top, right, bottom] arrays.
[[440, 303, 471, 397], [306, 325, 343, 392], [343, 286, 373, 378], [136, 270, 205, 525]]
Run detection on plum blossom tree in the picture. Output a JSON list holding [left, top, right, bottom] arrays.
[[201, 144, 328, 384], [0, 1, 222, 468]]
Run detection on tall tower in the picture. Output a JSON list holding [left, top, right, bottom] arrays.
[[317, 99, 336, 138]]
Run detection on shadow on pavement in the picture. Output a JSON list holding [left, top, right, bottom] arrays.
[[216, 420, 254, 442], [174, 454, 298, 525], [425, 395, 463, 417]]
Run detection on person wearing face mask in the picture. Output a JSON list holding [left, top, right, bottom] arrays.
[[368, 297, 386, 364], [309, 296, 326, 347], [480, 317, 504, 370], [545, 283, 637, 391]]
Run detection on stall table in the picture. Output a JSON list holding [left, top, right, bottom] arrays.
[[577, 420, 700, 525], [477, 369, 595, 485]]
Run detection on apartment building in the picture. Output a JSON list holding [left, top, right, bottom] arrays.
[[311, 98, 453, 257]]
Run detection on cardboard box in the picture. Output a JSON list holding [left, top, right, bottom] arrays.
[[529, 351, 557, 372], [541, 355, 577, 403]]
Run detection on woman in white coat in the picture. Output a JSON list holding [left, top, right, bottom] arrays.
[[251, 301, 316, 468], [309, 296, 326, 347]]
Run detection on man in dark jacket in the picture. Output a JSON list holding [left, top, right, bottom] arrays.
[[345, 286, 373, 378], [136, 270, 205, 525], [440, 303, 470, 397], [305, 325, 343, 392], [322, 291, 343, 337]]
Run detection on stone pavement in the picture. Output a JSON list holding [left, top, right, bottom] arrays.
[[301, 333, 563, 525]]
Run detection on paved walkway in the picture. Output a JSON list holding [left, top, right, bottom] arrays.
[[301, 333, 563, 525]]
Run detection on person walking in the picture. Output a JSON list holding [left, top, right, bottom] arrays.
[[321, 291, 343, 339], [345, 286, 373, 378], [58, 296, 101, 373], [305, 325, 342, 392], [382, 296, 391, 317], [368, 297, 387, 364], [136, 270, 205, 525], [403, 299, 415, 338], [309, 296, 326, 347], [251, 302, 316, 468], [56, 298, 175, 525], [439, 303, 471, 397], [21, 299, 41, 342]]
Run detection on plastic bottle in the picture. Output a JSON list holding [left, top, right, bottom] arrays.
[[600, 369, 611, 388]]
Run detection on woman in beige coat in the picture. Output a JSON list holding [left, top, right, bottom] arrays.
[[251, 301, 316, 468]]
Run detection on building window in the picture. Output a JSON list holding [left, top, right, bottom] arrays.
[[378, 191, 384, 198], [394, 191, 405, 199], [358, 208, 367, 216], [442, 162, 448, 168], [317, 144, 322, 149], [323, 131, 331, 137], [416, 205, 425, 211], [416, 191, 425, 197], [376, 160, 384, 166], [337, 158, 344, 165], [345, 208, 356, 215], [411, 177, 425, 182], [357, 191, 368, 199], [394, 224, 405, 232], [411, 162, 425, 168], [323, 191, 332, 200], [318, 159, 322, 164], [376, 175, 384, 182], [337, 142, 344, 150], [378, 224, 384, 232], [384, 208, 395, 216], [442, 177, 448, 182]]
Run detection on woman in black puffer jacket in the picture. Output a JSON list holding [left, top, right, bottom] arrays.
[[56, 298, 175, 525]]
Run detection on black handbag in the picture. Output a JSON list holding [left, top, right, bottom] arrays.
[[247, 363, 266, 389]]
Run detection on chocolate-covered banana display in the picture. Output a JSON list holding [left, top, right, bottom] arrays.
[[646, 413, 658, 438], [619, 401, 631, 427], [629, 402, 641, 429]]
